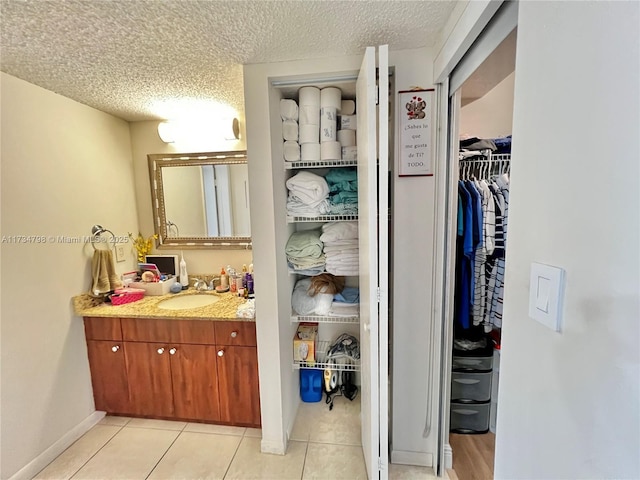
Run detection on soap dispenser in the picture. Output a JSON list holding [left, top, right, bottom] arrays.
[[179, 252, 189, 290], [220, 266, 228, 289]]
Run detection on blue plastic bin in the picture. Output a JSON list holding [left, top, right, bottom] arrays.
[[300, 369, 323, 402]]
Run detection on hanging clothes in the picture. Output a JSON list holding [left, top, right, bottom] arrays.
[[455, 149, 511, 333]]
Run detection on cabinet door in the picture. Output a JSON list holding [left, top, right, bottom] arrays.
[[216, 345, 261, 427], [86, 340, 130, 414], [357, 44, 390, 479], [124, 342, 174, 417], [170, 344, 220, 422]]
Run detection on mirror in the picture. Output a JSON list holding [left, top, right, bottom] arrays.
[[148, 151, 251, 249]]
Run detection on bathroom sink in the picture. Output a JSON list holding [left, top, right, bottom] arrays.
[[157, 294, 221, 310]]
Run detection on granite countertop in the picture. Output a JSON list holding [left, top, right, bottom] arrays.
[[73, 289, 255, 321]]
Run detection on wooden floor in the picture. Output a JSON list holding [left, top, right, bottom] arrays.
[[449, 432, 495, 480]]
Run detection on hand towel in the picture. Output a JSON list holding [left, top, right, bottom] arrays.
[[285, 171, 329, 207], [91, 249, 122, 295]]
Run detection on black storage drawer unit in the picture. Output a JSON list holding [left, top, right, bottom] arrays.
[[451, 371, 492, 402], [450, 400, 491, 433]]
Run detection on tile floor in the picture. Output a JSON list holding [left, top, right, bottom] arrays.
[[35, 398, 438, 479]]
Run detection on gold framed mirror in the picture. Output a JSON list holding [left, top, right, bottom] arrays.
[[148, 151, 251, 249]]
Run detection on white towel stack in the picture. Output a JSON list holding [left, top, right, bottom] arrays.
[[320, 221, 359, 276], [281, 99, 300, 162], [337, 100, 357, 161], [286, 170, 330, 217]]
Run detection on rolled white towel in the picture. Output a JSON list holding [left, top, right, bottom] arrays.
[[280, 99, 299, 121], [286, 171, 329, 207], [283, 141, 300, 162], [282, 119, 298, 141]]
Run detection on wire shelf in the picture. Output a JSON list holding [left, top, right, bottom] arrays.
[[291, 313, 360, 324], [294, 340, 361, 372], [285, 159, 357, 170], [287, 214, 358, 223]]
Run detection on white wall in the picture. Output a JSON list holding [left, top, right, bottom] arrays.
[[0, 73, 139, 478], [129, 121, 253, 277], [495, 2, 639, 478], [460, 71, 514, 138]]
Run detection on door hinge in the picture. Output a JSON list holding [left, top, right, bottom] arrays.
[[378, 457, 383, 471], [375, 86, 379, 105], [376, 287, 381, 302]]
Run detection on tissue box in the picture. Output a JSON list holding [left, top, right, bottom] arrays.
[[129, 277, 176, 296], [293, 322, 318, 362]]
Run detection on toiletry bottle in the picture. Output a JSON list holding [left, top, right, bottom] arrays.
[[247, 273, 255, 299], [220, 267, 228, 288], [242, 264, 248, 289], [179, 253, 189, 289]]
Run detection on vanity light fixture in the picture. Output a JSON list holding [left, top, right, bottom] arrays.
[[157, 117, 240, 143]]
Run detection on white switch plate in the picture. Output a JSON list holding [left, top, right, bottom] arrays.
[[529, 262, 565, 332], [115, 244, 126, 263]]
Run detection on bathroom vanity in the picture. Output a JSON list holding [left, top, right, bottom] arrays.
[[76, 292, 260, 427]]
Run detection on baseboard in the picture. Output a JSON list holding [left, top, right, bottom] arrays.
[[9, 411, 105, 480], [443, 443, 453, 470], [390, 450, 433, 467], [261, 438, 286, 455]]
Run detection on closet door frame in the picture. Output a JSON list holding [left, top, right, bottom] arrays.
[[431, 1, 518, 476]]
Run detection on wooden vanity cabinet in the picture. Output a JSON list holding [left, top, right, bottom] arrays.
[[214, 322, 261, 426], [83, 317, 259, 427], [84, 317, 131, 414]]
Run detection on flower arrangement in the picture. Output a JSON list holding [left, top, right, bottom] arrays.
[[128, 232, 158, 263]]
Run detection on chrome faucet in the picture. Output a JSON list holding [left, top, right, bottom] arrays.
[[193, 278, 208, 292]]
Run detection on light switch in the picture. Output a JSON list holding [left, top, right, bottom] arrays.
[[115, 244, 126, 263], [529, 262, 565, 332]]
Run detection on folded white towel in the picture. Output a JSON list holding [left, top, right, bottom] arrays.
[[286, 171, 329, 207], [287, 195, 331, 217], [283, 141, 300, 162], [282, 119, 299, 141], [280, 99, 299, 121], [320, 221, 359, 242]]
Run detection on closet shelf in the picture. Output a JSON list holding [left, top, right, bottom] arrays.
[[293, 341, 361, 372], [287, 214, 358, 223], [285, 159, 357, 170], [291, 312, 360, 324]]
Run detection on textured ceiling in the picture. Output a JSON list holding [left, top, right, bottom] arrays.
[[0, 0, 458, 122]]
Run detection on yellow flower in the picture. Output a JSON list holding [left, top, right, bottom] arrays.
[[129, 232, 158, 263]]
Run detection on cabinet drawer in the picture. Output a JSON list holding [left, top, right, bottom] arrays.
[[214, 321, 256, 346], [84, 317, 122, 341], [450, 401, 490, 433], [121, 318, 215, 344], [451, 371, 492, 402], [452, 355, 492, 372]]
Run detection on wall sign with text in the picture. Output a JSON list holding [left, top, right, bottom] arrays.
[[398, 89, 434, 177]]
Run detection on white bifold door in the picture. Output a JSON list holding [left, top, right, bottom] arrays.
[[357, 44, 389, 480]]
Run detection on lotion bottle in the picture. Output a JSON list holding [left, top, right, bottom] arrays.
[[220, 266, 228, 288], [179, 252, 189, 290]]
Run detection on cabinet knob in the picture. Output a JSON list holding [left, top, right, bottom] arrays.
[[157, 348, 165, 354], [230, 331, 238, 338], [217, 349, 225, 357], [111, 345, 120, 352], [169, 348, 177, 355]]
